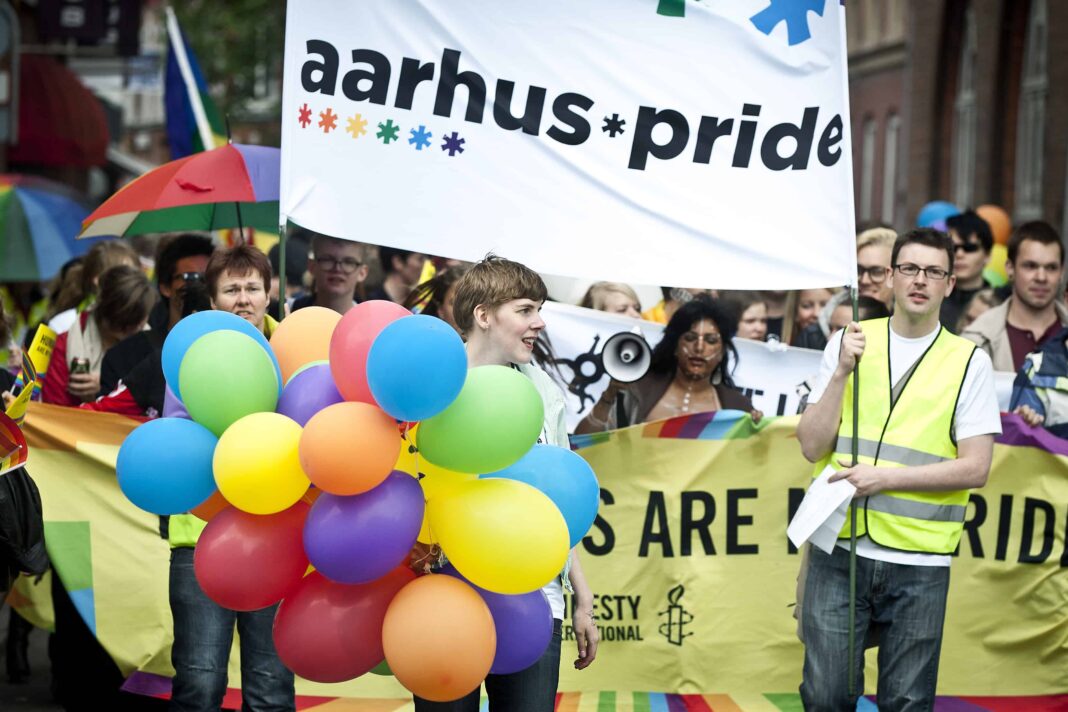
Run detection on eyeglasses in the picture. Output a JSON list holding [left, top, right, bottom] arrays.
[[953, 242, 983, 254], [314, 256, 362, 274], [894, 263, 950, 281], [857, 265, 890, 283]]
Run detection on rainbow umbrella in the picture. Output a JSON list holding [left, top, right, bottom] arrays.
[[0, 175, 93, 282], [79, 143, 279, 238]]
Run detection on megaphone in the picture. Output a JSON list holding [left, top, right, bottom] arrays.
[[601, 329, 652, 383]]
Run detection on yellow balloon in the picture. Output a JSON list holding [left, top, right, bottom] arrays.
[[428, 478, 569, 594], [395, 426, 420, 476], [989, 243, 1008, 280], [394, 425, 478, 543], [416, 461, 477, 544], [214, 412, 310, 515]]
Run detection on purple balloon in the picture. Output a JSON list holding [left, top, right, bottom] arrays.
[[303, 471, 424, 584], [277, 364, 343, 426], [163, 385, 190, 420], [441, 565, 554, 674]]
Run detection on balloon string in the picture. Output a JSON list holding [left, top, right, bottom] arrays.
[[407, 423, 440, 573]]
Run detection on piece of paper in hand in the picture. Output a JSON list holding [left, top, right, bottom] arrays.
[[787, 465, 856, 554]]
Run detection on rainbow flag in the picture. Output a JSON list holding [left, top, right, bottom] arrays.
[[164, 7, 226, 159]]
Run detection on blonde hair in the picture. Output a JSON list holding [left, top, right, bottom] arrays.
[[452, 255, 547, 335], [578, 282, 641, 312], [857, 227, 897, 252]]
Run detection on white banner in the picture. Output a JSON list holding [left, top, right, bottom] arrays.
[[540, 302, 1019, 430], [280, 0, 857, 289], [540, 302, 823, 430]]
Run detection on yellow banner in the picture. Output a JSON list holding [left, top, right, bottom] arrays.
[[11, 404, 1068, 708]]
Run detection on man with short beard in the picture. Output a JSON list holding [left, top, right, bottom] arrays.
[[962, 221, 1068, 372]]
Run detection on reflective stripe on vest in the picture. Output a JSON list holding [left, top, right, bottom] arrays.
[[816, 317, 976, 554]]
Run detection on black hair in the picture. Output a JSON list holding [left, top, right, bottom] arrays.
[[891, 228, 955, 274], [649, 296, 738, 387], [155, 234, 215, 288], [403, 265, 469, 319], [945, 210, 993, 253], [379, 246, 416, 275], [856, 296, 890, 321]]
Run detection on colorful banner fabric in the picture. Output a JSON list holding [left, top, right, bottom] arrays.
[[11, 404, 1067, 710], [279, 0, 857, 289]]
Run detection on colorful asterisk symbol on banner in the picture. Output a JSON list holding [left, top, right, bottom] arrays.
[[409, 125, 433, 150], [377, 119, 401, 144], [749, 0, 826, 46], [441, 132, 465, 157], [318, 108, 338, 133], [298, 103, 312, 128], [346, 114, 368, 139]]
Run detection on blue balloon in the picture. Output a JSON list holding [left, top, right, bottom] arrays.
[[916, 201, 960, 228], [162, 311, 281, 401], [482, 444, 600, 548], [116, 417, 218, 515], [366, 315, 467, 422]]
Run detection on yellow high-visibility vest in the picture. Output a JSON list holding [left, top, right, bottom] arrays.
[[817, 317, 976, 554]]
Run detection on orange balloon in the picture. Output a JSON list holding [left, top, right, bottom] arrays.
[[383, 575, 495, 702], [299, 402, 402, 495], [190, 490, 229, 522], [270, 306, 342, 384], [977, 204, 1012, 246]]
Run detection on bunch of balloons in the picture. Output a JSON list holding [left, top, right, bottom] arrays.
[[115, 300, 600, 701]]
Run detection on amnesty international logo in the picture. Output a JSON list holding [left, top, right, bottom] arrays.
[[657, 584, 694, 646]]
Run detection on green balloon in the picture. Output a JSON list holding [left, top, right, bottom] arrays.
[[417, 365, 543, 473], [370, 659, 392, 676], [179, 330, 280, 437]]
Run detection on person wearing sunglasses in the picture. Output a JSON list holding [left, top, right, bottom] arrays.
[[797, 228, 999, 711], [939, 210, 994, 333], [291, 233, 369, 315]]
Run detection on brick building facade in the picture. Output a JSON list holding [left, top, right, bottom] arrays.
[[847, 0, 1066, 235]]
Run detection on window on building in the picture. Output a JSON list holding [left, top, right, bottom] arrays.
[[952, 5, 977, 208], [1015, 0, 1047, 221], [882, 114, 900, 224], [860, 117, 877, 222]]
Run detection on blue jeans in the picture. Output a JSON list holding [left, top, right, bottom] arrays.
[[800, 545, 950, 712], [414, 619, 562, 712], [169, 548, 294, 712]]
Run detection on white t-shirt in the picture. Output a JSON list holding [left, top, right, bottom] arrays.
[[809, 323, 1002, 566]]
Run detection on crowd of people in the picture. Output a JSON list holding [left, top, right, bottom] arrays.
[[0, 206, 1066, 710]]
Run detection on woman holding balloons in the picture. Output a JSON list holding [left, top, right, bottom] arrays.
[[166, 244, 296, 712], [413, 255, 599, 711]]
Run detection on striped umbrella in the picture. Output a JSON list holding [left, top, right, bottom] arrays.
[[79, 143, 279, 239], [0, 175, 93, 282]]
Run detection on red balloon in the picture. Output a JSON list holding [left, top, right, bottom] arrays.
[[272, 566, 415, 683], [193, 503, 309, 611], [329, 300, 410, 404]]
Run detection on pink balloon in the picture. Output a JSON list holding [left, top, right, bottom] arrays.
[[329, 300, 411, 404], [273, 567, 415, 683], [193, 503, 310, 611]]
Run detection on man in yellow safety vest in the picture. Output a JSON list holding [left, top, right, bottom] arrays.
[[796, 228, 1001, 710]]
